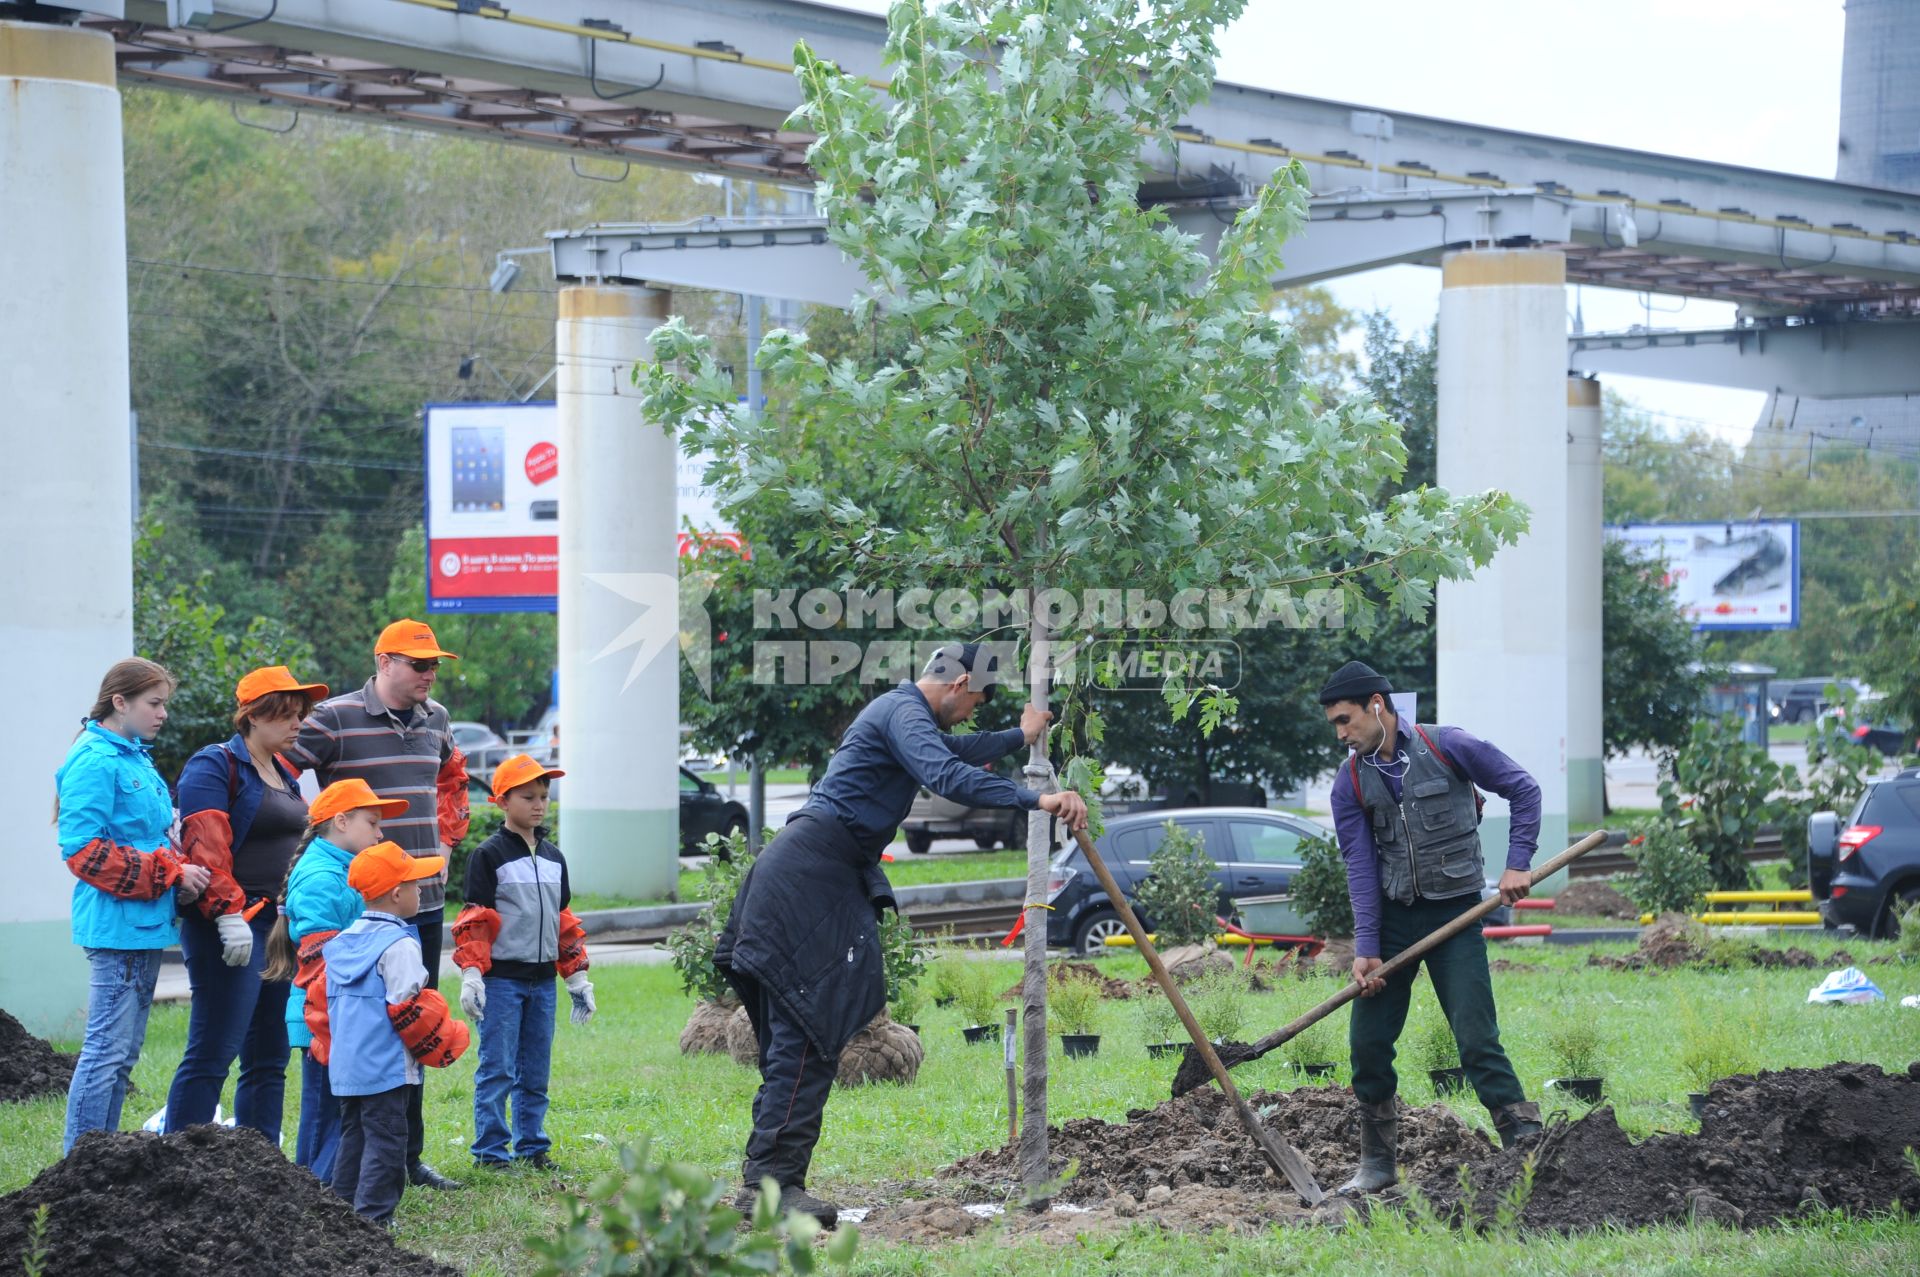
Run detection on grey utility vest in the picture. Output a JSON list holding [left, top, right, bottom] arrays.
[[1351, 725, 1485, 905]]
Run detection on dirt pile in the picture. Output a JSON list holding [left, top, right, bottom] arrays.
[[944, 1083, 1493, 1204], [0, 1125, 459, 1276], [0, 1009, 76, 1105], [1417, 1061, 1920, 1232], [1552, 879, 1639, 921], [1002, 962, 1137, 1002], [1588, 917, 1859, 973]]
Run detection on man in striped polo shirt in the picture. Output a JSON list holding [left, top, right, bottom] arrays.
[[291, 617, 471, 1192]]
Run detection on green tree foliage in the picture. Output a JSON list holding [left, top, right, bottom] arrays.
[[666, 830, 758, 1003], [1846, 564, 1920, 730], [132, 518, 315, 781], [1360, 313, 1437, 496], [1601, 539, 1711, 759], [1659, 715, 1787, 891], [1288, 834, 1353, 939], [1619, 819, 1714, 916], [1133, 822, 1222, 949], [1601, 395, 1736, 525]]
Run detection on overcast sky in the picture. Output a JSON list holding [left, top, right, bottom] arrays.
[[827, 0, 1853, 444]]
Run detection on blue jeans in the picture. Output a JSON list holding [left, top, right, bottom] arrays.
[[64, 947, 164, 1154], [295, 1048, 341, 1183], [165, 906, 291, 1139], [470, 975, 555, 1163]]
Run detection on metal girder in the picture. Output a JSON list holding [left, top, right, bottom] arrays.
[[1569, 320, 1920, 397], [548, 217, 869, 308], [76, 0, 1920, 310]]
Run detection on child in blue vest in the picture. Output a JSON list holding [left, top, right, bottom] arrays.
[[451, 755, 594, 1172], [324, 841, 469, 1225]]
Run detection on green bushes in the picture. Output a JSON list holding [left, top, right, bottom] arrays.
[[1545, 1019, 1606, 1079], [1047, 967, 1103, 1037], [1618, 819, 1713, 916], [1133, 821, 1221, 948], [1290, 834, 1352, 939], [664, 830, 756, 1004], [881, 909, 929, 1024]]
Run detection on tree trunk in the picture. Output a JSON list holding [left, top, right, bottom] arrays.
[[1018, 608, 1054, 1203]]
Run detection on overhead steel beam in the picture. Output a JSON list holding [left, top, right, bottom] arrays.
[[548, 217, 868, 307], [1569, 320, 1920, 397]]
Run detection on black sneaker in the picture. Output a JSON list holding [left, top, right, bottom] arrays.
[[472, 1158, 511, 1172], [778, 1186, 841, 1230], [519, 1152, 558, 1172], [408, 1162, 464, 1191]]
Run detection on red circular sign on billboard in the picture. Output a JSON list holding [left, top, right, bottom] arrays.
[[524, 441, 558, 486]]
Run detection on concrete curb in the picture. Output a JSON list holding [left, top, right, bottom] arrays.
[[575, 876, 1024, 936]]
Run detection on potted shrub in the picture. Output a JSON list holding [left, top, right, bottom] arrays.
[[1677, 1007, 1756, 1119], [882, 910, 929, 1036], [1545, 1019, 1606, 1104], [953, 961, 1002, 1045], [1049, 967, 1104, 1058], [1136, 990, 1182, 1057], [926, 947, 967, 1009], [1413, 1016, 1467, 1096], [1281, 1019, 1339, 1080], [1190, 968, 1248, 1045], [1133, 821, 1224, 951]]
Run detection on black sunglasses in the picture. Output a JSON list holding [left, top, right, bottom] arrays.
[[391, 656, 440, 673]]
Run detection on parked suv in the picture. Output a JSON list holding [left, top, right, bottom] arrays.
[[1808, 768, 1920, 938], [1042, 807, 1330, 956], [901, 761, 1058, 854]]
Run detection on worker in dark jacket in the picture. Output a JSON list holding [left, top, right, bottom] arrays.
[[716, 642, 1088, 1227], [1319, 660, 1544, 1194]]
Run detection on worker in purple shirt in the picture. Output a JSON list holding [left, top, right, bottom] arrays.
[[1319, 660, 1544, 1194]]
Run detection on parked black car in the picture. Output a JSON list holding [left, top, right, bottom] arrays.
[[680, 766, 748, 855], [1808, 768, 1920, 938], [1770, 677, 1846, 725], [1042, 807, 1329, 956]]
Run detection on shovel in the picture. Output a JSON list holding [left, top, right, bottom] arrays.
[[1069, 828, 1326, 1205], [1171, 829, 1609, 1099]]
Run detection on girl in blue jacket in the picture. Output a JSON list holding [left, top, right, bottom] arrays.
[[54, 658, 211, 1154], [261, 778, 405, 1181]]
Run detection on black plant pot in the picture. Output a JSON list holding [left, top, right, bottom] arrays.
[[962, 1024, 1000, 1045], [1301, 1062, 1339, 1079], [1549, 1076, 1605, 1104], [933, 995, 955, 1009], [1062, 1034, 1101, 1059], [1428, 1066, 1469, 1095], [1146, 1042, 1184, 1059], [1687, 1091, 1708, 1120]]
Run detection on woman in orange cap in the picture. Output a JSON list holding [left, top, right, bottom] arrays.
[[260, 778, 408, 1181], [164, 666, 328, 1139]]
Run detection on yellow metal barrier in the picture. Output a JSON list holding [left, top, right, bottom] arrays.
[[1695, 912, 1823, 927], [1704, 890, 1813, 905], [1101, 933, 1272, 948]]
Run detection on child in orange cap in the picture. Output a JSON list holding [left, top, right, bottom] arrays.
[[452, 754, 591, 1172], [324, 841, 469, 1225]]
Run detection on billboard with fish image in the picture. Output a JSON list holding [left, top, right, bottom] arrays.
[[1609, 521, 1799, 631]]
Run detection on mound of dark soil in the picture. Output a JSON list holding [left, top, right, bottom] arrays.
[[0, 1126, 459, 1276], [944, 1083, 1493, 1203], [0, 1009, 76, 1105], [1552, 879, 1639, 921], [1416, 1061, 1920, 1232], [1003, 962, 1137, 1002]]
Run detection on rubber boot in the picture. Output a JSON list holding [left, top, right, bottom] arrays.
[[1491, 1100, 1543, 1149], [1337, 1097, 1398, 1194]]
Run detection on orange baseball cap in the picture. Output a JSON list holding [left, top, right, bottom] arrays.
[[491, 754, 565, 803], [309, 778, 411, 827], [374, 618, 459, 660], [235, 665, 329, 706], [346, 840, 444, 900]]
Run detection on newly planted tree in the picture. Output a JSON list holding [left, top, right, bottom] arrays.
[[637, 0, 1525, 1191]]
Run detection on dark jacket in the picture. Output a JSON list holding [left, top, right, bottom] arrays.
[[714, 812, 897, 1058], [176, 735, 302, 849]]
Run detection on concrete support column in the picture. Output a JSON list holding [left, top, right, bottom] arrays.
[[557, 284, 679, 899], [1567, 376, 1605, 829], [1, 20, 131, 1036], [1436, 249, 1572, 891]]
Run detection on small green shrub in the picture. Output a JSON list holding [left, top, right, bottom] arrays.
[[952, 960, 1004, 1029], [1659, 715, 1788, 890], [1545, 1018, 1606, 1078], [1047, 967, 1103, 1036], [525, 1133, 857, 1275], [1133, 821, 1220, 949], [1290, 834, 1353, 939], [880, 908, 928, 1018], [1280, 1017, 1337, 1067], [1189, 968, 1249, 1042], [1897, 900, 1920, 963], [1135, 990, 1180, 1043], [1619, 820, 1713, 916], [664, 830, 756, 1004], [925, 947, 969, 1006], [1676, 1004, 1757, 1092], [1410, 1014, 1460, 1071]]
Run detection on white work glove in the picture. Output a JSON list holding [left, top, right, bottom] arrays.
[[216, 912, 253, 968], [565, 971, 595, 1026], [460, 966, 487, 1021]]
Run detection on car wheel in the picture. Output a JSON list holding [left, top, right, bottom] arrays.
[[974, 835, 999, 850], [1073, 909, 1129, 958], [905, 831, 933, 855], [1876, 884, 1920, 940]]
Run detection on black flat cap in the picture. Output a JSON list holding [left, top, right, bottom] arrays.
[[1318, 660, 1392, 706], [923, 641, 1003, 702]]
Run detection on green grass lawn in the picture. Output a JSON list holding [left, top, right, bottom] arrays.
[[3, 943, 1914, 1275]]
